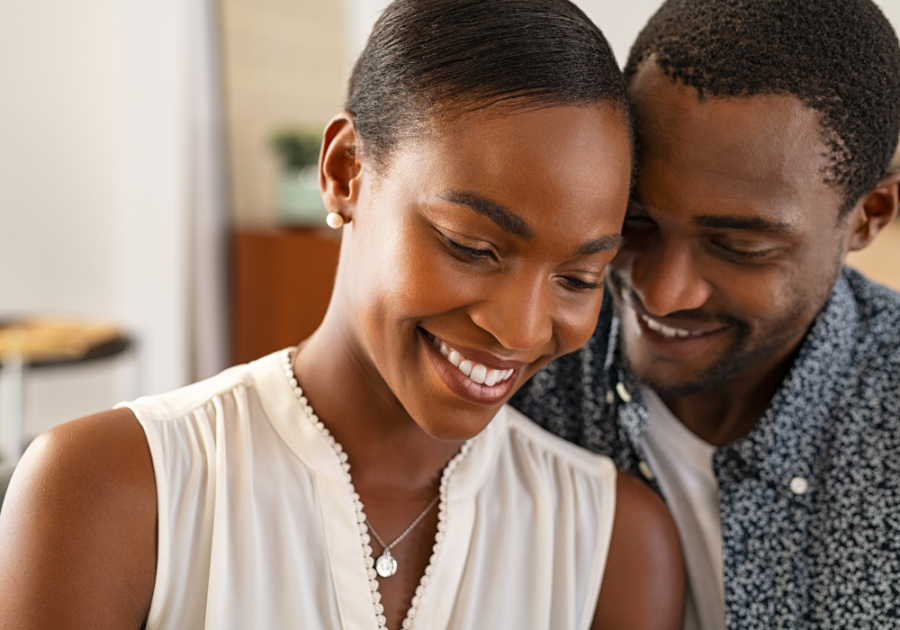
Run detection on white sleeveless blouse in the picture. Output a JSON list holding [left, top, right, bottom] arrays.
[[120, 350, 617, 630]]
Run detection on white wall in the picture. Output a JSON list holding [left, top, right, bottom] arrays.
[[0, 0, 123, 318], [0, 0, 129, 434], [573, 0, 664, 66], [878, 0, 900, 37], [118, 0, 192, 397], [0, 0, 200, 436]]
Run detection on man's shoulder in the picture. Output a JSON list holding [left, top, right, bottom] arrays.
[[810, 269, 900, 445], [844, 268, 900, 377]]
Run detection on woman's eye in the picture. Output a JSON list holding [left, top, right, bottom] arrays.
[[444, 236, 495, 261], [560, 276, 603, 292]]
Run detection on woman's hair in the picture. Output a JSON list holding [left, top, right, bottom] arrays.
[[346, 0, 629, 170]]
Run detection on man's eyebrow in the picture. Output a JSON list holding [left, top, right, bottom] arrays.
[[577, 234, 624, 255], [438, 190, 533, 239], [694, 215, 794, 234]]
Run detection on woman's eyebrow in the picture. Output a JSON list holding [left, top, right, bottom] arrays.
[[577, 234, 624, 255], [438, 190, 533, 239]]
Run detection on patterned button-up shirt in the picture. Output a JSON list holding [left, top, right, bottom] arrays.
[[511, 267, 900, 629]]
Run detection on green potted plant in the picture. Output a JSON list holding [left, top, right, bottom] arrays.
[[271, 128, 326, 225]]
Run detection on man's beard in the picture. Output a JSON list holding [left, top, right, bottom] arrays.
[[608, 269, 802, 399], [617, 313, 784, 398], [616, 304, 761, 398], [608, 221, 847, 400]]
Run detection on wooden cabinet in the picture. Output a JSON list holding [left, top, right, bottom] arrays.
[[230, 227, 340, 365]]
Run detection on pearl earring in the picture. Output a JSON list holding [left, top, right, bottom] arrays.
[[326, 212, 345, 229]]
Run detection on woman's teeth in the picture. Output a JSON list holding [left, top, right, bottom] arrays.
[[434, 338, 514, 386], [640, 314, 703, 338]]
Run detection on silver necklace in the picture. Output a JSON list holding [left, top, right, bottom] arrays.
[[367, 495, 440, 578], [282, 349, 472, 630]]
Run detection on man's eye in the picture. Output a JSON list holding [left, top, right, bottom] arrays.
[[444, 237, 495, 260], [712, 241, 773, 261]]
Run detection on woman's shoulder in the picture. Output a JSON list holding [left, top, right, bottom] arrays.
[[501, 404, 616, 478], [0, 408, 157, 629], [592, 472, 685, 630], [123, 359, 260, 425]]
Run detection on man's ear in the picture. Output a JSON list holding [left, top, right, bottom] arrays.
[[319, 113, 364, 222], [846, 170, 900, 252]]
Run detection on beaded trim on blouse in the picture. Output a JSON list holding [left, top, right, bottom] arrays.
[[282, 349, 472, 630]]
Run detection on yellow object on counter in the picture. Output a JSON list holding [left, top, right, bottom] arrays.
[[0, 318, 121, 362]]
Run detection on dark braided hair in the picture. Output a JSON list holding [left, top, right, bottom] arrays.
[[625, 0, 900, 215], [346, 0, 629, 171]]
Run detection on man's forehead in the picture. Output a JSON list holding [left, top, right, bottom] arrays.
[[628, 61, 838, 210]]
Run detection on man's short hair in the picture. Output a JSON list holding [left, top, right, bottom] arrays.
[[625, 0, 900, 215]]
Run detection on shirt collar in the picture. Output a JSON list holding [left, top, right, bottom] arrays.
[[727, 270, 858, 489], [603, 315, 651, 454]]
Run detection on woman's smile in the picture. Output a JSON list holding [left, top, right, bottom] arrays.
[[427, 330, 518, 385], [318, 103, 631, 442], [420, 328, 524, 405]]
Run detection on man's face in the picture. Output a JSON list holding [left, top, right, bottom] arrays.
[[608, 61, 850, 397]]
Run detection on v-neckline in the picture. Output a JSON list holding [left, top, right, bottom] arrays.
[[252, 349, 509, 629]]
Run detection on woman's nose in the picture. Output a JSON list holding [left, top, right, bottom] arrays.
[[629, 240, 711, 316], [469, 273, 554, 351]]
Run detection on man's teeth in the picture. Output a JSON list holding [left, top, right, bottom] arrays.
[[640, 314, 703, 338], [436, 339, 514, 386]]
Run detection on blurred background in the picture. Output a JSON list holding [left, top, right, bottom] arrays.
[[0, 0, 898, 455]]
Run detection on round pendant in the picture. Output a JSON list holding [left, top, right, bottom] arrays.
[[375, 550, 398, 578]]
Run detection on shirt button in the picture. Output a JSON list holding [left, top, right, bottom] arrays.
[[638, 460, 655, 481], [605, 390, 615, 405], [615, 382, 632, 403], [790, 476, 809, 495]]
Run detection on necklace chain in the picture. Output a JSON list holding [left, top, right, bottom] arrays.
[[367, 495, 440, 554]]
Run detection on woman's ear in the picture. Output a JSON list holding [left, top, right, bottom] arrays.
[[847, 170, 900, 252], [320, 113, 364, 223]]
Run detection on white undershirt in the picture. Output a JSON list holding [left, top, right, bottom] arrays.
[[640, 386, 725, 630]]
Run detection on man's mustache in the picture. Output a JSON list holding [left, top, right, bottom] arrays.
[[607, 270, 747, 329]]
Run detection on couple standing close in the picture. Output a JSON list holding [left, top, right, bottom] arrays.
[[1, 1, 899, 629]]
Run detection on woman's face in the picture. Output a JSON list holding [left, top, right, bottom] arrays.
[[331, 104, 632, 441]]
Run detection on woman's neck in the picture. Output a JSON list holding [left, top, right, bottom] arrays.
[[293, 316, 466, 630], [292, 321, 464, 495]]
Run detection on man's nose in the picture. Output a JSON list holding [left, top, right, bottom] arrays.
[[469, 272, 554, 351], [629, 240, 711, 316]]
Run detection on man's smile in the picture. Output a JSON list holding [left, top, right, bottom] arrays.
[[639, 313, 709, 338]]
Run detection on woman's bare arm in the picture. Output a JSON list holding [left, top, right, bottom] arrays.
[[593, 471, 685, 630], [0, 408, 157, 630]]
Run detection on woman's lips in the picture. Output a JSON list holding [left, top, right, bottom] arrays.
[[420, 329, 524, 405]]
